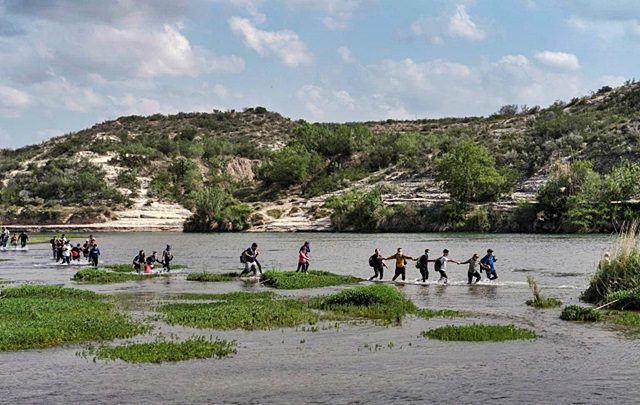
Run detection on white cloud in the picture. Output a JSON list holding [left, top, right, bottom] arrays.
[[228, 16, 312, 67], [447, 5, 486, 41], [406, 4, 487, 44], [286, 0, 372, 30], [212, 0, 266, 24], [296, 85, 357, 118], [337, 46, 355, 64], [32, 78, 104, 112], [564, 1, 640, 42], [0, 84, 31, 109], [534, 51, 580, 71]]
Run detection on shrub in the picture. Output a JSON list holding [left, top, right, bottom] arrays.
[[434, 141, 513, 203], [582, 222, 640, 303], [325, 188, 387, 231], [184, 187, 253, 232], [292, 123, 371, 158], [257, 144, 323, 187], [560, 305, 602, 321]]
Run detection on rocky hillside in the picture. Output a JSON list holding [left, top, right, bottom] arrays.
[[1, 82, 639, 232]]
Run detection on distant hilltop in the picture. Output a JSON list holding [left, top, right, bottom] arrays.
[[1, 81, 640, 233]]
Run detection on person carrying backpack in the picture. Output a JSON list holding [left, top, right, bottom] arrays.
[[239, 243, 260, 276], [368, 248, 387, 281], [433, 249, 460, 284], [416, 248, 430, 282], [384, 248, 415, 282]]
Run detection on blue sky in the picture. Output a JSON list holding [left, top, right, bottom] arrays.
[[0, 0, 638, 148]]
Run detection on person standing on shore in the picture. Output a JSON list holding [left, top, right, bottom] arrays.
[[433, 249, 460, 284], [368, 248, 387, 281], [481, 249, 498, 280], [416, 248, 430, 282], [385, 248, 415, 282]]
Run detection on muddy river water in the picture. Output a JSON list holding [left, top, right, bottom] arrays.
[[1, 232, 639, 404]]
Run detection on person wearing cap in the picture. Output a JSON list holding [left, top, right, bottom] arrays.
[[461, 253, 486, 284], [162, 245, 174, 272], [481, 249, 498, 280]]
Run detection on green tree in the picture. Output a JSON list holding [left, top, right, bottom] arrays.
[[258, 144, 323, 187], [325, 188, 387, 231], [433, 141, 512, 203]]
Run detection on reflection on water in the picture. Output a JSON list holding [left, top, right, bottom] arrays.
[[1, 232, 639, 404]]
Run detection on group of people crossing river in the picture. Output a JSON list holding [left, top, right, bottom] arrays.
[[369, 247, 498, 284], [238, 240, 499, 284]]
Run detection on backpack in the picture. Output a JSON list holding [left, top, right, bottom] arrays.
[[368, 255, 376, 267], [240, 251, 247, 263], [434, 256, 443, 272]]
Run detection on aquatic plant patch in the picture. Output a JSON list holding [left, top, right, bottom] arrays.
[[422, 324, 536, 342], [87, 336, 236, 363], [582, 224, 640, 304], [161, 298, 319, 330], [0, 285, 147, 351], [72, 268, 159, 283], [414, 308, 464, 319], [609, 311, 640, 326], [560, 305, 602, 322], [310, 284, 418, 321], [105, 264, 186, 273], [261, 270, 361, 290], [172, 291, 275, 301], [186, 272, 241, 282], [526, 276, 562, 308], [603, 287, 640, 310]]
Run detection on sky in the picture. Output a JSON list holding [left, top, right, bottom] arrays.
[[1, 0, 639, 149]]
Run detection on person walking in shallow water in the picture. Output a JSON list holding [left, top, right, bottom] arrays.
[[481, 249, 498, 280], [433, 249, 460, 284], [461, 253, 485, 284], [296, 241, 310, 273], [417, 248, 430, 282], [368, 248, 387, 281], [385, 248, 414, 282]]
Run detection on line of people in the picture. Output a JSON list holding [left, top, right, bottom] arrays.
[[1, 228, 29, 249], [132, 245, 174, 273], [369, 248, 498, 284], [239, 241, 312, 277], [51, 234, 101, 266]]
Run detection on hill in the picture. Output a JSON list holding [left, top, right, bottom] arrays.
[[1, 81, 640, 233]]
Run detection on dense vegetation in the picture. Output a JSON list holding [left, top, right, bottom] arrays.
[[2, 82, 640, 232]]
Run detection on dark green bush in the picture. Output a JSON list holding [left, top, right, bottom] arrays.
[[560, 305, 601, 321]]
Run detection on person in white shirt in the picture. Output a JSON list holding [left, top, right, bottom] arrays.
[[433, 249, 460, 284]]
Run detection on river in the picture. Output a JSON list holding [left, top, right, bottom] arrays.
[[1, 232, 638, 404]]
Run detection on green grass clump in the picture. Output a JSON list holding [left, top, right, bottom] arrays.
[[582, 223, 640, 304], [0, 285, 147, 351], [72, 268, 159, 283], [186, 272, 241, 282], [415, 308, 464, 319], [560, 305, 602, 321], [310, 284, 415, 321], [105, 264, 186, 273], [422, 324, 536, 341], [172, 291, 275, 301], [89, 336, 236, 363], [603, 287, 640, 310], [525, 276, 562, 308], [160, 298, 318, 330], [609, 311, 640, 326], [261, 270, 361, 290]]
